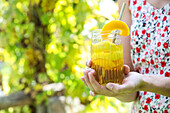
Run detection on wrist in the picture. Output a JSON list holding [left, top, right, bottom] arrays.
[[139, 74, 149, 91]]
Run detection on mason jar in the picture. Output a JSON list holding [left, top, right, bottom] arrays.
[[91, 30, 124, 85]]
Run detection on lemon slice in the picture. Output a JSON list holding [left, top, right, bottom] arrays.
[[101, 20, 130, 38]]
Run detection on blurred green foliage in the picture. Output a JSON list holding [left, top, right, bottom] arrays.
[[0, 0, 131, 112]]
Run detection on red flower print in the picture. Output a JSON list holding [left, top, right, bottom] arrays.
[[138, 95, 141, 100], [142, 14, 145, 18], [163, 42, 168, 49], [141, 101, 144, 106], [144, 91, 147, 95], [160, 61, 166, 67], [165, 72, 170, 77], [163, 16, 167, 21], [132, 31, 134, 36], [157, 29, 161, 34], [136, 47, 140, 53], [160, 70, 164, 75], [147, 33, 150, 37], [157, 23, 160, 27], [145, 68, 149, 73], [155, 51, 158, 55], [135, 30, 138, 36], [154, 16, 158, 20], [155, 58, 159, 63], [166, 53, 170, 57], [169, 12, 170, 15], [136, 13, 139, 18], [130, 36, 132, 41], [155, 65, 158, 68], [150, 59, 154, 65], [146, 97, 152, 104], [142, 44, 145, 49], [143, 105, 148, 111], [162, 33, 165, 37], [164, 110, 168, 113], [157, 42, 161, 47], [152, 105, 155, 109], [142, 59, 145, 62], [133, 0, 137, 5], [164, 26, 168, 32], [137, 58, 140, 61], [152, 11, 155, 15], [139, 110, 141, 113], [145, 51, 148, 55], [167, 104, 170, 109], [155, 94, 160, 99], [147, 39, 151, 45], [133, 60, 135, 63], [137, 6, 142, 11], [142, 29, 146, 35], [150, 49, 153, 54], [138, 67, 141, 73], [143, 0, 146, 5], [154, 110, 157, 113]]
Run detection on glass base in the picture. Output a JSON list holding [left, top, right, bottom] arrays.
[[92, 65, 124, 85]]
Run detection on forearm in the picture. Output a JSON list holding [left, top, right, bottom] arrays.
[[140, 75, 170, 97], [115, 92, 137, 102]]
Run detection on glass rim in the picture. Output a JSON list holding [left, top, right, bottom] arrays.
[[92, 29, 121, 35]]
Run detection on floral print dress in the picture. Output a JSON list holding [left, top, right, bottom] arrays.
[[129, 0, 170, 112]]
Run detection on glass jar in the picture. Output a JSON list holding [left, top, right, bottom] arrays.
[[91, 30, 124, 85]]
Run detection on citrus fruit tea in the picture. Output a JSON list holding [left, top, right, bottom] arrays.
[[91, 20, 129, 85]]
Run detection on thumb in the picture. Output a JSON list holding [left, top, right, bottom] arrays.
[[86, 60, 92, 67], [106, 83, 120, 93], [106, 83, 128, 93], [123, 65, 130, 75]]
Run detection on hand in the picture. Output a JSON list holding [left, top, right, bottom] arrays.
[[106, 71, 143, 96], [81, 60, 142, 97]]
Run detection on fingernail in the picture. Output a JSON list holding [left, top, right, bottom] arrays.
[[88, 73, 92, 80], [84, 73, 88, 79], [106, 84, 113, 90], [80, 77, 84, 81], [86, 61, 89, 66], [91, 92, 94, 96], [88, 72, 93, 76]]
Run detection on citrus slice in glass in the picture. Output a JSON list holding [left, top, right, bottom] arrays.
[[101, 20, 130, 38]]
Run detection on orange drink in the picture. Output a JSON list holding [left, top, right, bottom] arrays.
[[91, 30, 124, 85], [91, 20, 129, 85]]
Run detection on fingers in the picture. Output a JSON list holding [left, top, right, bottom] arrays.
[[88, 71, 103, 91], [83, 68, 112, 96], [90, 90, 97, 96], [83, 68, 96, 92], [88, 73, 112, 95], [123, 65, 130, 75], [81, 75, 98, 95], [83, 68, 93, 81], [80, 77, 88, 87], [81, 77, 98, 96], [86, 60, 92, 67]]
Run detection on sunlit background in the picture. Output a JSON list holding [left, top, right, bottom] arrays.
[[0, 0, 133, 112]]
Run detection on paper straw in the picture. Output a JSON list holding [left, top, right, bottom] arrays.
[[118, 2, 126, 20]]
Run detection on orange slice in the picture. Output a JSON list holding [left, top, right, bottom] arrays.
[[101, 20, 130, 38]]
